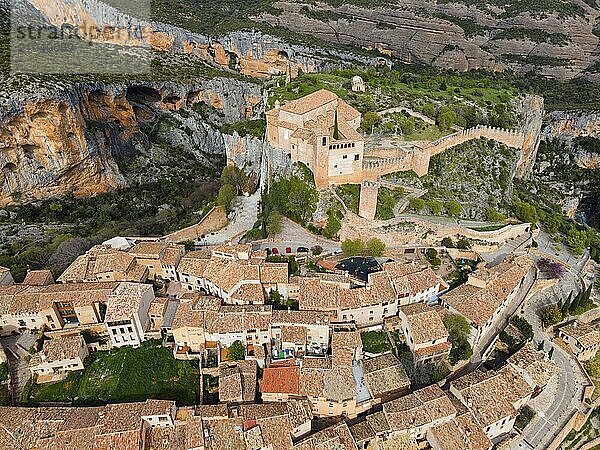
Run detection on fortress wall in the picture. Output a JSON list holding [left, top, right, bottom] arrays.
[[357, 180, 380, 220]]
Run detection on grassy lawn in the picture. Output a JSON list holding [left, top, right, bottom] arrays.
[[361, 331, 392, 354], [28, 340, 199, 406]]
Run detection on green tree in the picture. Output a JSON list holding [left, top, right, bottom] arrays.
[[513, 202, 538, 224], [437, 106, 458, 131], [323, 209, 342, 239], [409, 197, 426, 212], [266, 211, 283, 237], [341, 239, 365, 257], [422, 103, 435, 119], [227, 340, 245, 361], [367, 237, 386, 257], [441, 237, 454, 248], [541, 304, 563, 328], [361, 111, 381, 132], [217, 184, 236, 211], [445, 201, 462, 217], [566, 227, 587, 256], [456, 238, 471, 250], [541, 212, 562, 235], [312, 245, 323, 256], [443, 313, 473, 364], [485, 207, 506, 222], [428, 200, 443, 215]]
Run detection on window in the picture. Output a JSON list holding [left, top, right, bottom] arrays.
[[343, 154, 348, 159], [128, 326, 133, 333], [354, 154, 359, 160], [112, 329, 117, 335], [322, 137, 327, 146]]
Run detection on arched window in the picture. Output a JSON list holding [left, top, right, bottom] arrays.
[[322, 136, 327, 147]]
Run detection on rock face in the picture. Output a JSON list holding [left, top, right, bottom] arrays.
[[20, 0, 387, 79], [256, 0, 600, 80], [0, 78, 263, 205]]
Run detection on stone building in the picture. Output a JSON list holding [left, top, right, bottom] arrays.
[[266, 89, 364, 188]]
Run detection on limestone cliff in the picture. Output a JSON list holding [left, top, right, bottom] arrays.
[[256, 0, 599, 80], [20, 0, 387, 80], [0, 78, 263, 205]]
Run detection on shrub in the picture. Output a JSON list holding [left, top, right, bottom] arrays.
[[441, 237, 454, 248], [367, 237, 386, 257], [266, 211, 283, 237], [445, 201, 462, 217], [428, 199, 443, 215], [227, 340, 245, 361], [341, 239, 365, 257], [409, 197, 426, 212], [217, 184, 236, 211], [541, 304, 563, 328]]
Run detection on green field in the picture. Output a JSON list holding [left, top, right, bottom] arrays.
[[361, 331, 392, 354], [27, 340, 199, 406]]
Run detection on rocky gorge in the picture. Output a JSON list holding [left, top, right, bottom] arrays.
[[0, 76, 265, 205]]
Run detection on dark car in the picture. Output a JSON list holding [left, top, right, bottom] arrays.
[[265, 248, 272, 256], [272, 247, 279, 255], [297, 246, 309, 253]]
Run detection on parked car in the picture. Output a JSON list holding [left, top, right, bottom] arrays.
[[297, 247, 309, 253], [285, 247, 292, 253], [265, 248, 272, 256], [272, 248, 279, 255]]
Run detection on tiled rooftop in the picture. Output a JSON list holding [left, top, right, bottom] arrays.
[[43, 334, 85, 361], [400, 303, 449, 345], [262, 365, 300, 395], [560, 320, 600, 348], [362, 353, 410, 398]]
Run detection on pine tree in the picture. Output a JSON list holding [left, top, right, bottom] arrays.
[[570, 290, 582, 314], [333, 109, 340, 140], [562, 292, 572, 315]]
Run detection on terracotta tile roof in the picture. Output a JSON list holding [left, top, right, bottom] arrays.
[[429, 411, 493, 450], [281, 325, 307, 344], [378, 434, 419, 450], [177, 253, 211, 277], [128, 242, 169, 259], [231, 283, 265, 304], [272, 309, 332, 325], [442, 259, 529, 328], [299, 368, 326, 398], [105, 282, 153, 323], [366, 410, 391, 434], [23, 270, 54, 286], [400, 303, 449, 346], [219, 360, 257, 403], [161, 246, 184, 266], [348, 421, 375, 443], [508, 343, 559, 388], [43, 334, 84, 361], [203, 305, 272, 335], [262, 365, 300, 395], [383, 384, 456, 433], [383, 262, 443, 297], [260, 262, 289, 284], [298, 277, 340, 311], [560, 321, 600, 349], [362, 353, 410, 398], [332, 331, 361, 366], [450, 366, 532, 428], [293, 422, 356, 450], [279, 89, 339, 115], [323, 367, 356, 402]]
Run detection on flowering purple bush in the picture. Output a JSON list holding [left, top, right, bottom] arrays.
[[537, 258, 566, 279]]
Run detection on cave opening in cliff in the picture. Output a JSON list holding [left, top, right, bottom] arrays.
[[126, 86, 162, 105]]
